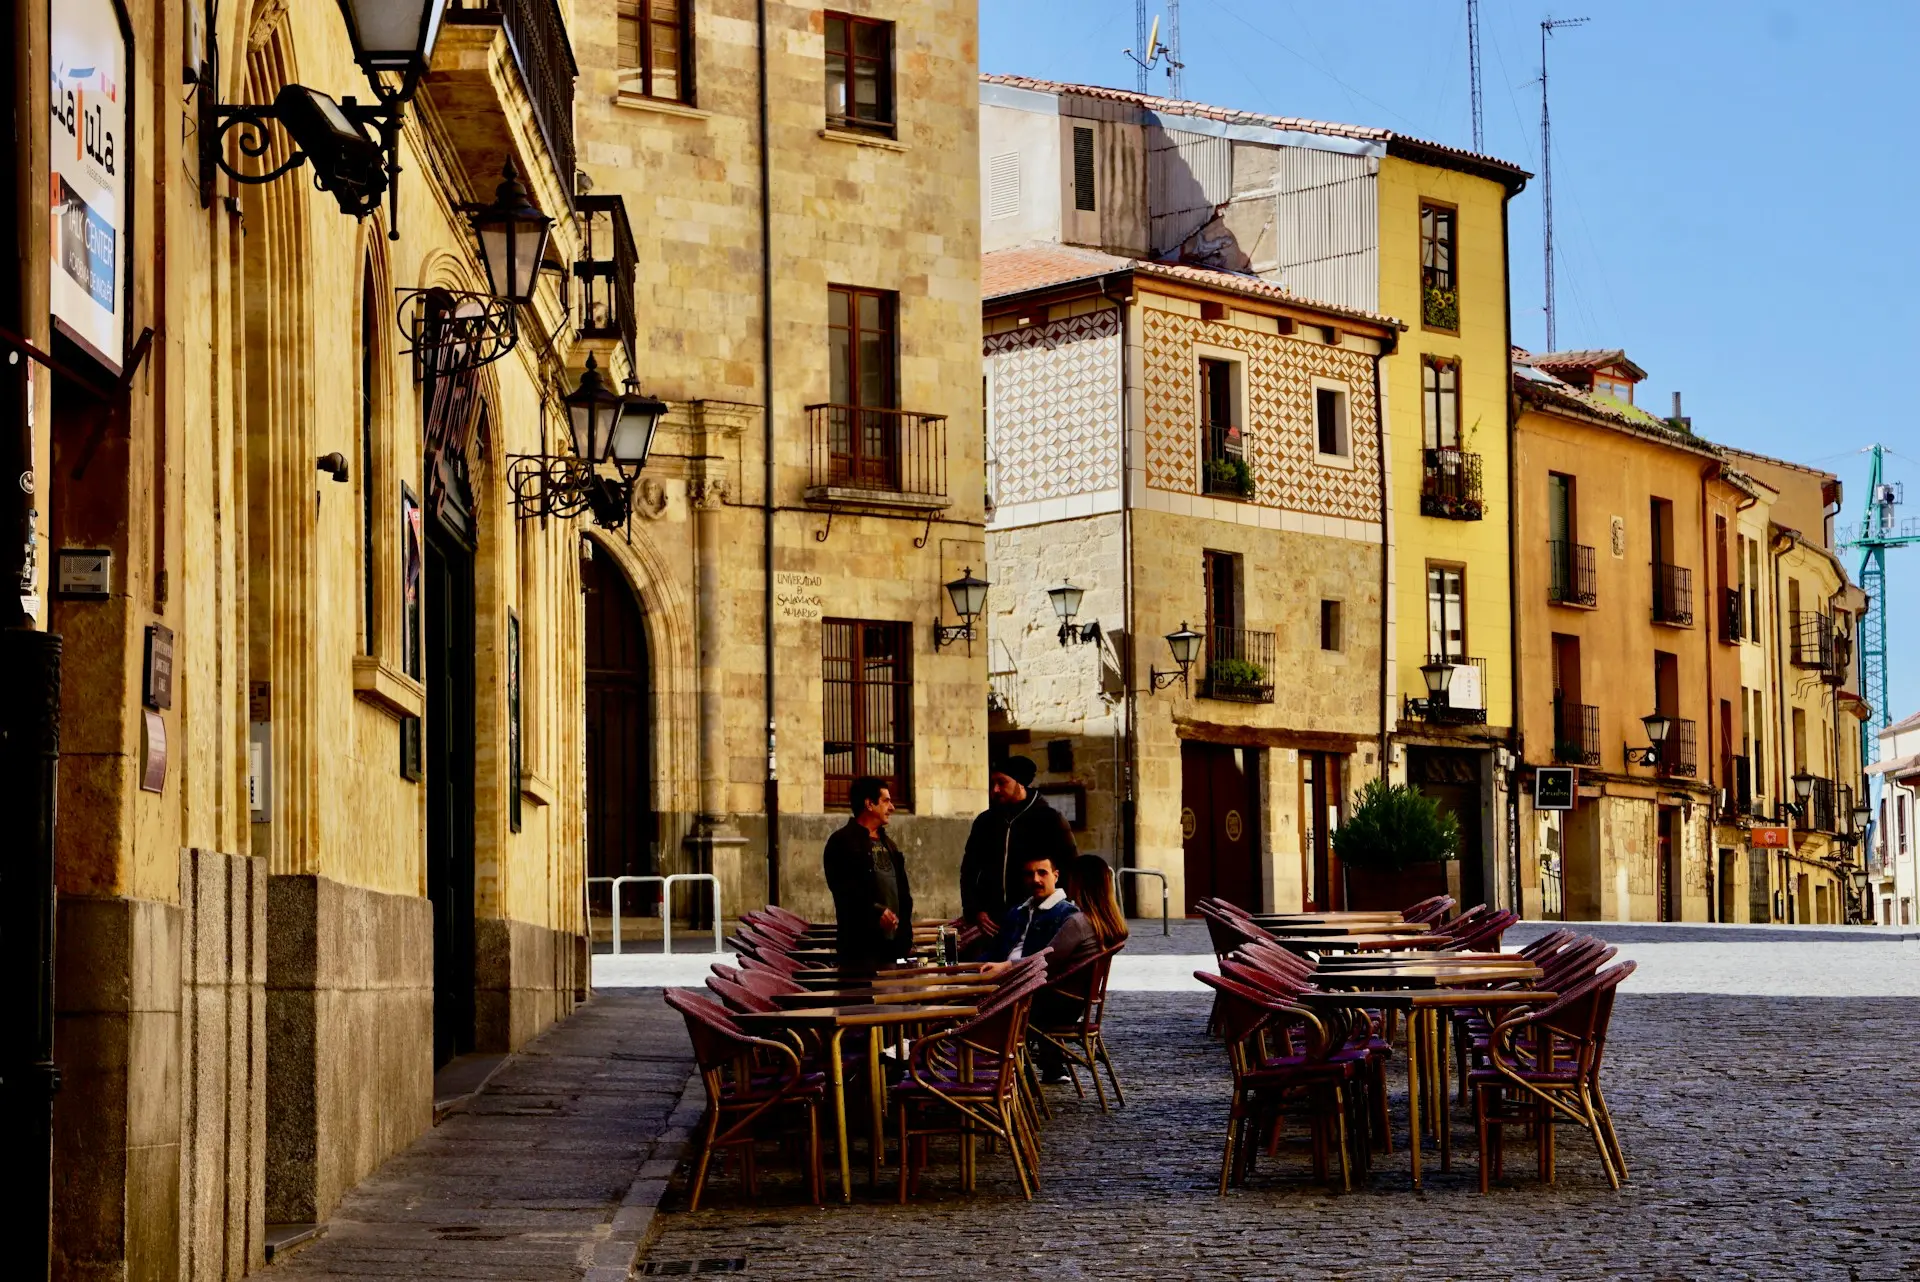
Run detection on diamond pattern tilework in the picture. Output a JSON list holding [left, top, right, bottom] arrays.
[[985, 310, 1122, 507], [1140, 308, 1381, 522]]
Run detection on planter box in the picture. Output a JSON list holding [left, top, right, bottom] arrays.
[[1344, 860, 1462, 914]]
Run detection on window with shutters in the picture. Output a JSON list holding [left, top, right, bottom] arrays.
[[825, 12, 894, 135], [1420, 201, 1458, 330], [1073, 126, 1097, 212], [617, 0, 693, 104], [823, 619, 913, 810]]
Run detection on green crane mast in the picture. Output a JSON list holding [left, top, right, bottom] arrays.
[[1844, 444, 1920, 771]]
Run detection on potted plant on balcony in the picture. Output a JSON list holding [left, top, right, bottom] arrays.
[[1204, 455, 1254, 499], [1206, 655, 1268, 698], [1332, 778, 1462, 911]]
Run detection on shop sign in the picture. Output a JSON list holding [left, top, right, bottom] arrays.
[[49, 0, 134, 371], [1534, 766, 1576, 811], [1751, 825, 1790, 849]]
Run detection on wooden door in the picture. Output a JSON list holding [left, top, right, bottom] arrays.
[[584, 554, 656, 920], [1181, 742, 1258, 913], [426, 527, 476, 1068], [1304, 751, 1344, 910], [1656, 807, 1677, 922]]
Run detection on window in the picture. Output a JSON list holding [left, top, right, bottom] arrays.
[[826, 285, 897, 486], [1073, 126, 1096, 212], [1199, 356, 1249, 498], [1594, 374, 1633, 403], [1792, 706, 1807, 776], [1320, 600, 1342, 651], [823, 619, 912, 809], [360, 264, 379, 656], [1204, 550, 1241, 634], [1419, 201, 1457, 330], [1314, 383, 1349, 458], [1899, 794, 1908, 853], [1426, 564, 1465, 660], [617, 0, 693, 103], [1421, 356, 1459, 449], [825, 12, 893, 134]]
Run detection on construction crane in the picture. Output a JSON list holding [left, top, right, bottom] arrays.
[[1844, 444, 1920, 770], [1539, 16, 1587, 351]]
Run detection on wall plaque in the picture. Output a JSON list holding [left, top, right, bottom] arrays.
[[144, 622, 173, 709], [141, 708, 166, 793], [773, 570, 824, 621]]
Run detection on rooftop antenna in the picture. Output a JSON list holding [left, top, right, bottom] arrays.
[[1540, 16, 1587, 351], [1124, 6, 1182, 98], [1467, 0, 1484, 151]]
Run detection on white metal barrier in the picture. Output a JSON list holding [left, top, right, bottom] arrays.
[[586, 874, 725, 955], [1118, 867, 1170, 936]]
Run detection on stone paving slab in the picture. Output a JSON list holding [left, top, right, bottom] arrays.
[[266, 993, 698, 1281], [636, 989, 1920, 1281]]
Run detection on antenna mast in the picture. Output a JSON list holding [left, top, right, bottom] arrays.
[[1124, 7, 1183, 98], [1540, 16, 1587, 351], [1166, 0, 1183, 99], [1135, 0, 1150, 93], [1468, 0, 1484, 151]]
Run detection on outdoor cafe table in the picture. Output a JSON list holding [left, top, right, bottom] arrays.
[[1303, 966, 1546, 1187], [1258, 921, 1432, 938], [732, 1002, 976, 1202], [1263, 933, 1453, 955], [790, 963, 994, 990]]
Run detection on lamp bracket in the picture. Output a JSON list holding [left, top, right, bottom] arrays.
[[933, 622, 977, 653], [1623, 743, 1661, 768], [397, 289, 518, 376], [1058, 620, 1102, 647], [509, 454, 634, 529], [1149, 666, 1189, 693]]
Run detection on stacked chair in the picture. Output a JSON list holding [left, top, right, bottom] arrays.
[[1193, 895, 1635, 1196]]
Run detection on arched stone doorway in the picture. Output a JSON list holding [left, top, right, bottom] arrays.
[[584, 550, 657, 934]]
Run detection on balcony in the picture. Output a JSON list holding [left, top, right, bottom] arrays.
[[1725, 754, 1753, 818], [1806, 775, 1836, 834], [1547, 540, 1597, 607], [443, 0, 578, 189], [1202, 424, 1254, 500], [1652, 562, 1693, 626], [1552, 698, 1600, 765], [1658, 717, 1697, 778], [1420, 448, 1484, 520], [574, 195, 636, 358], [1202, 627, 1276, 704], [1720, 587, 1744, 644], [804, 405, 949, 509], [1406, 654, 1488, 725], [1792, 610, 1834, 672]]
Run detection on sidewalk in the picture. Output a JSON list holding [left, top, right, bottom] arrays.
[[267, 993, 696, 1282]]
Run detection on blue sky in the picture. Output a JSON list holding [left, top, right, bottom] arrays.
[[980, 0, 1920, 735]]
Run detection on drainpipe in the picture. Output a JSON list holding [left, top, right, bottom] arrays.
[[757, 0, 780, 904], [1501, 190, 1522, 914], [1098, 272, 1138, 898], [1372, 341, 1390, 784], [1700, 461, 1720, 922], [1771, 528, 1794, 921]]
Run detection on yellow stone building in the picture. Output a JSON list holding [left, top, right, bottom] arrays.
[[981, 244, 1400, 915], [978, 75, 1528, 908]]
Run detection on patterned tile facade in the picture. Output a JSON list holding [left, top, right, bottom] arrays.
[[985, 309, 1123, 507], [1141, 308, 1382, 522]]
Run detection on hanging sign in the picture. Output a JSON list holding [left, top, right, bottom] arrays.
[[1534, 767, 1576, 812], [1751, 825, 1790, 849], [49, 0, 133, 372]]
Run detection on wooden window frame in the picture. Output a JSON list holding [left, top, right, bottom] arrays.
[[1312, 377, 1351, 463], [1419, 200, 1458, 333], [1421, 355, 1460, 449], [617, 0, 695, 105], [823, 618, 914, 811], [1425, 560, 1467, 662], [824, 11, 894, 136], [1320, 599, 1342, 652]]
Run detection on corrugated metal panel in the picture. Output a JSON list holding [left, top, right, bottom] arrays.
[[1269, 148, 1379, 312], [1147, 128, 1231, 254]]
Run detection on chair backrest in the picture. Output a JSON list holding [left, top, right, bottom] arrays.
[[664, 987, 755, 1068], [1198, 904, 1267, 962], [734, 967, 805, 1000], [1194, 972, 1282, 1066], [1219, 956, 1308, 1004], [1538, 937, 1615, 989], [1227, 943, 1314, 987], [1448, 908, 1518, 952], [707, 974, 781, 1014], [710, 963, 744, 984], [759, 905, 813, 931], [1401, 894, 1455, 925], [1434, 903, 1489, 937], [1501, 960, 1636, 1077], [1518, 928, 1577, 960]]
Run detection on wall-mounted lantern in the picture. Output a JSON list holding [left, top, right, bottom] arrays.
[[1150, 622, 1203, 692], [1625, 712, 1673, 767], [510, 356, 667, 529], [1048, 582, 1100, 646], [935, 569, 990, 651], [198, 0, 447, 227], [1403, 658, 1456, 720], [1784, 769, 1814, 820], [471, 162, 554, 307]]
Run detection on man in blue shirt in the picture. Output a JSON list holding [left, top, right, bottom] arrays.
[[980, 852, 1100, 1081]]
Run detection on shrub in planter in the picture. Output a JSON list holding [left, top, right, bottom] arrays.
[[1205, 456, 1254, 498], [1333, 778, 1461, 910], [1207, 656, 1267, 689]]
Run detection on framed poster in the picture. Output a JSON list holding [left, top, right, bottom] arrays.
[[401, 482, 422, 679], [508, 610, 522, 833], [1037, 783, 1088, 831], [49, 0, 133, 372]]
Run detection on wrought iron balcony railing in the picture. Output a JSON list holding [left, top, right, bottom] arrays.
[[1202, 627, 1276, 703], [1727, 753, 1753, 818], [1807, 775, 1836, 834], [1658, 717, 1697, 777], [1406, 654, 1488, 725], [574, 194, 636, 358], [1652, 562, 1693, 626], [1720, 587, 1745, 644], [1201, 423, 1254, 500], [1420, 447, 1484, 520], [1791, 610, 1834, 671], [449, 0, 578, 185], [1553, 697, 1600, 765], [805, 404, 948, 507], [1548, 540, 1597, 607]]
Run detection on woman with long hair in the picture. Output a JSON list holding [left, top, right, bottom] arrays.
[[1065, 853, 1129, 949]]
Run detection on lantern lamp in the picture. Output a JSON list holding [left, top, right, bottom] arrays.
[[337, 0, 447, 78], [472, 161, 553, 306], [564, 355, 624, 464], [935, 568, 990, 651]]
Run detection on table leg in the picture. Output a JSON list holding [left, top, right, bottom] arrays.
[[829, 1027, 851, 1203], [1405, 1009, 1423, 1191], [868, 1022, 886, 1185], [1437, 1012, 1452, 1172]]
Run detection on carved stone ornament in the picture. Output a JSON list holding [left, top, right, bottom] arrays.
[[634, 476, 670, 520], [688, 477, 730, 510]]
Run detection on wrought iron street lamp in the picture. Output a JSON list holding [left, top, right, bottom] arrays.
[[612, 379, 668, 479], [1049, 582, 1100, 646], [1625, 712, 1672, 767], [511, 357, 667, 529], [472, 162, 555, 307], [1402, 657, 1456, 721], [564, 355, 624, 464], [337, 0, 446, 75], [1150, 622, 1203, 692], [935, 569, 990, 651]]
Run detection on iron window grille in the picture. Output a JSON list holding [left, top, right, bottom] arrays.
[[823, 619, 913, 810]]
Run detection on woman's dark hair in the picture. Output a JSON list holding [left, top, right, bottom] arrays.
[[848, 776, 888, 814], [1064, 854, 1129, 948]]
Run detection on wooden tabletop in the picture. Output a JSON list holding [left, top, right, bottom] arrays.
[[1311, 963, 1543, 988], [1315, 950, 1514, 966], [1262, 921, 1431, 938], [734, 1003, 977, 1028], [1298, 988, 1557, 1010], [771, 984, 996, 1007]]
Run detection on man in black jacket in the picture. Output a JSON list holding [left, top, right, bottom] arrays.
[[822, 776, 913, 967], [959, 756, 1077, 944]]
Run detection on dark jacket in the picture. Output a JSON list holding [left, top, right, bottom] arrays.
[[822, 819, 914, 965], [959, 794, 1078, 922], [979, 894, 1099, 978]]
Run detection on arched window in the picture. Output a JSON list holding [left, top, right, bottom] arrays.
[[361, 262, 379, 655]]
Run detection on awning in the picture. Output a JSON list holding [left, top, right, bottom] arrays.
[[1866, 752, 1920, 780]]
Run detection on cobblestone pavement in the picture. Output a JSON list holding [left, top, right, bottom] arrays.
[[636, 989, 1920, 1281], [267, 994, 697, 1282]]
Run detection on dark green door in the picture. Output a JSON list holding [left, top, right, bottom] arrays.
[[427, 526, 476, 1067]]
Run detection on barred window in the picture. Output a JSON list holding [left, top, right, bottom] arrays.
[[823, 619, 913, 810], [618, 0, 693, 104]]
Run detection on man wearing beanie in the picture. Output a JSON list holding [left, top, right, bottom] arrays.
[[958, 755, 1078, 943]]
